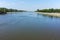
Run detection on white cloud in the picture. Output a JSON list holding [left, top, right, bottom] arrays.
[[0, 1, 11, 7], [0, 0, 25, 8]]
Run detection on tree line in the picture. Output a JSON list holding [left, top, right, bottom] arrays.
[[36, 8, 60, 13], [0, 8, 26, 12]]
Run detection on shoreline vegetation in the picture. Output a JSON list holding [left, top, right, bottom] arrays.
[[36, 8, 60, 13], [1, 7, 60, 17], [0, 8, 26, 14], [36, 8, 60, 17]]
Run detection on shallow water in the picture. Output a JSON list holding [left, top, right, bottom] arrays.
[[0, 12, 60, 40]]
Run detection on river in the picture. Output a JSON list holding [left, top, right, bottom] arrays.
[[0, 12, 60, 40]]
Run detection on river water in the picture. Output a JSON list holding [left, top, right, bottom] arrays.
[[0, 12, 60, 40]]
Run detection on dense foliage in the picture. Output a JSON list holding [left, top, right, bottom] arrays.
[[0, 8, 26, 12], [36, 8, 60, 13]]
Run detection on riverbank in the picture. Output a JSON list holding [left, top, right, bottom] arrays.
[[38, 12, 60, 17]]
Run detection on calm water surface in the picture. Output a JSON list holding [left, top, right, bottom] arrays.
[[0, 12, 60, 40]]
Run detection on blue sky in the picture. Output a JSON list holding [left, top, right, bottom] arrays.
[[0, 0, 60, 11]]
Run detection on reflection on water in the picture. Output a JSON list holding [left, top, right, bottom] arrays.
[[0, 12, 60, 40], [0, 13, 7, 15]]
